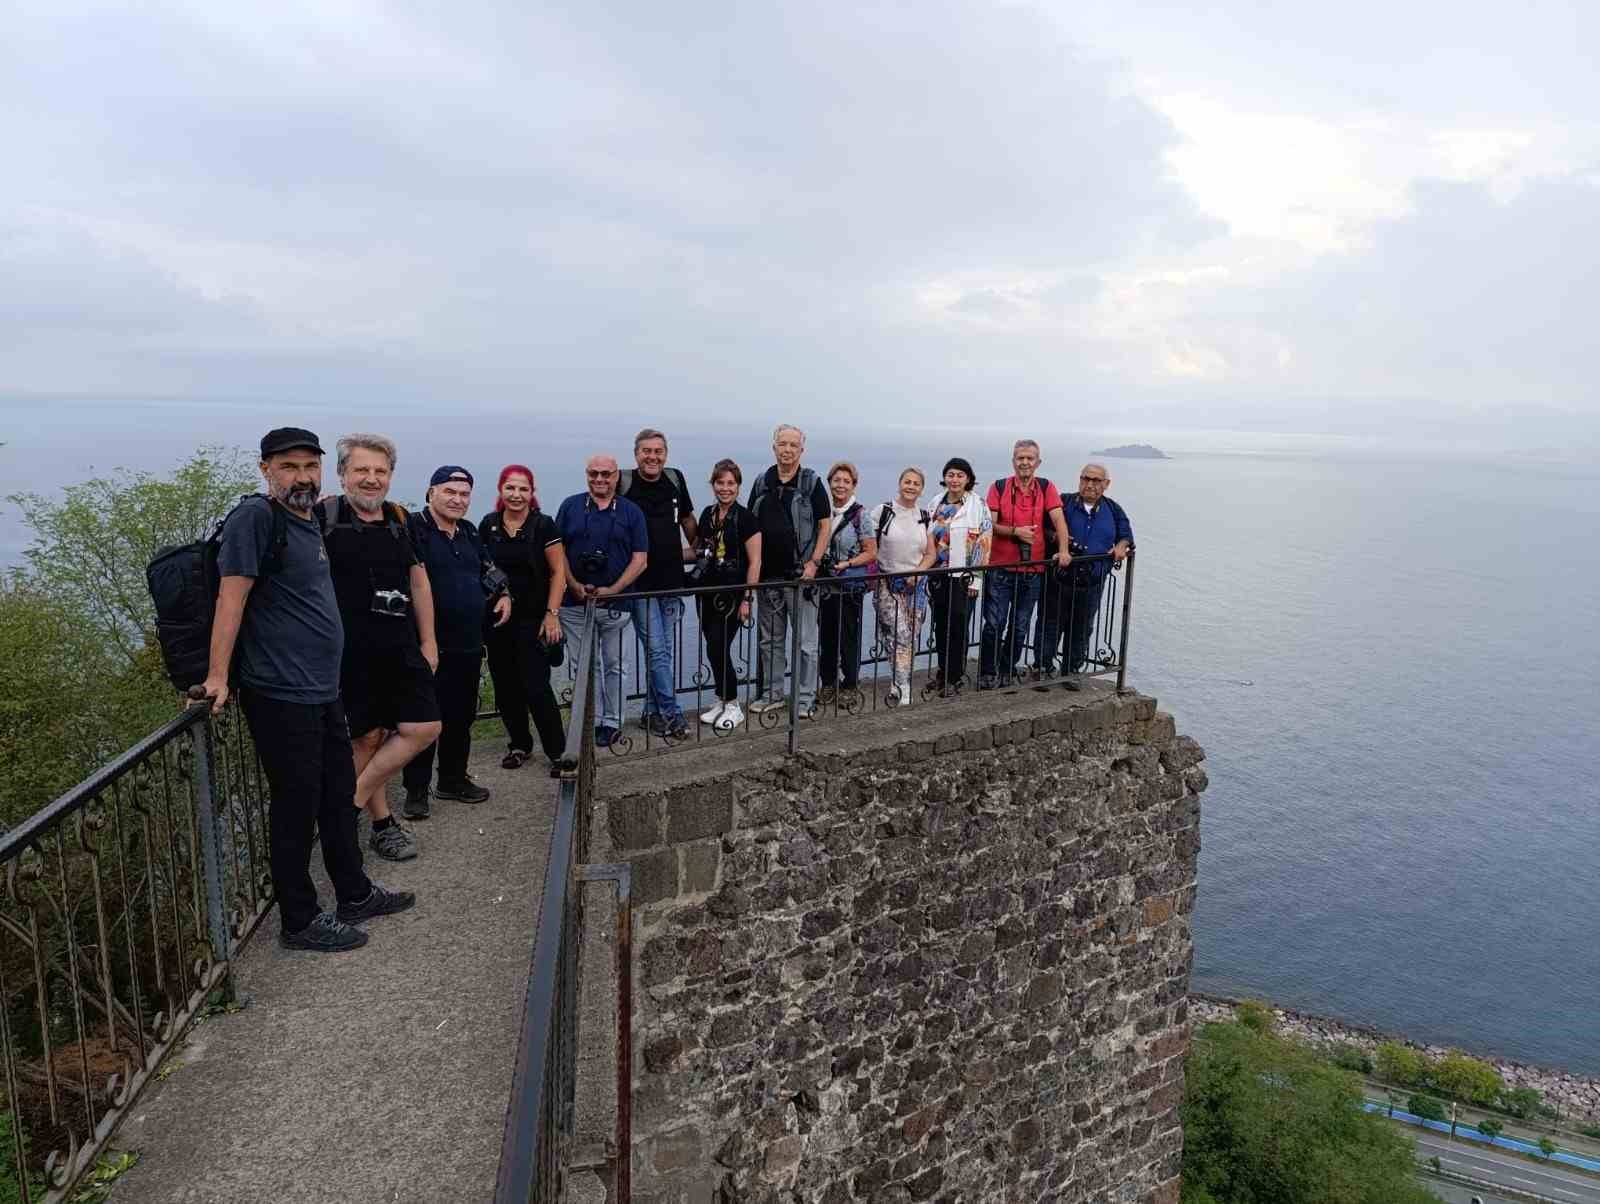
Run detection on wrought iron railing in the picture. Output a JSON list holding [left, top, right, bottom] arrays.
[[497, 602, 632, 1203], [552, 551, 1134, 758], [0, 699, 271, 1202]]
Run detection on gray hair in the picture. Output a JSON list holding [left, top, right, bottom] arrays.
[[1013, 439, 1040, 455], [634, 428, 668, 451], [772, 424, 806, 445], [336, 433, 398, 474]]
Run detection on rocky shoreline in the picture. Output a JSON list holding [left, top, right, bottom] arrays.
[[1192, 993, 1600, 1124]]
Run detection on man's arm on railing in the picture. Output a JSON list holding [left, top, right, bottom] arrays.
[[203, 575, 255, 712]]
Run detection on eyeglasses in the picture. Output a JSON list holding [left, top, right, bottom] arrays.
[[1079, 475, 1107, 484]]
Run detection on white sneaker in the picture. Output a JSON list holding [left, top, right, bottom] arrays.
[[747, 696, 787, 715], [715, 701, 744, 730], [700, 702, 727, 725]]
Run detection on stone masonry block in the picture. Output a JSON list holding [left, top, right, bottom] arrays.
[[610, 794, 665, 851], [666, 782, 735, 844], [651, 1125, 704, 1173], [632, 848, 679, 906], [682, 841, 720, 895], [962, 725, 993, 752]]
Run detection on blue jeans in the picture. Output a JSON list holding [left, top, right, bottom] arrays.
[[559, 603, 632, 732], [979, 569, 1041, 679], [632, 595, 685, 722]]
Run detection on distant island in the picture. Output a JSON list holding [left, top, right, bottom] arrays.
[[1092, 443, 1169, 460]]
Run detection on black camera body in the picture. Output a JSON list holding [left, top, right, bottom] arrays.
[[576, 548, 608, 577], [816, 552, 840, 578]]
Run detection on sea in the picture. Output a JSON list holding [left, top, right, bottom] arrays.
[[3, 399, 1597, 1074]]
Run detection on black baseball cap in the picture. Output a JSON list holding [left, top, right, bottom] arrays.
[[260, 427, 325, 458]]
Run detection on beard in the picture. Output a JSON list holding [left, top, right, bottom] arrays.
[[274, 481, 319, 510], [347, 491, 384, 515]]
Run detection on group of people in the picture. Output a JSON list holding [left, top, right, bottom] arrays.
[[204, 423, 1132, 953]]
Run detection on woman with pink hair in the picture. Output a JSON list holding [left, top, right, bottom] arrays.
[[479, 465, 567, 775]]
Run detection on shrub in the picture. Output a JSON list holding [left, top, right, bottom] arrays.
[[1327, 1042, 1374, 1076], [1235, 999, 1275, 1033]]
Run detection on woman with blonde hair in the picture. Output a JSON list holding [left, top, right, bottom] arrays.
[[817, 460, 876, 705], [871, 467, 936, 706]]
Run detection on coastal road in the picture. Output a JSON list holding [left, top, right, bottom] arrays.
[[1414, 1134, 1600, 1202]]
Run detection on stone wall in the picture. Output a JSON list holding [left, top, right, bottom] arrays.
[[597, 684, 1206, 1204]]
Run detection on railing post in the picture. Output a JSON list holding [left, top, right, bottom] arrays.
[[189, 701, 235, 996], [1115, 552, 1136, 693], [580, 863, 633, 1204], [787, 580, 803, 755]]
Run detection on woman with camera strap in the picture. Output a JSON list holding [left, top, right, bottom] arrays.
[[479, 465, 568, 775], [688, 459, 762, 730], [816, 461, 877, 706]]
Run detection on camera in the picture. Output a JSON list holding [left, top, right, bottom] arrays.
[[576, 549, 608, 576], [686, 546, 714, 583], [817, 552, 839, 578], [371, 588, 410, 618]]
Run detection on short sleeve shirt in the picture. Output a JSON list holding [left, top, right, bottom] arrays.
[[555, 493, 649, 604], [623, 470, 695, 592], [985, 477, 1063, 572], [481, 510, 563, 623], [217, 496, 343, 704]]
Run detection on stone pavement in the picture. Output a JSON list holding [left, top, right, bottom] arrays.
[[110, 747, 557, 1204]]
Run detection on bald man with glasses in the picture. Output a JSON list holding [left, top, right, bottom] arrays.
[[1034, 463, 1134, 689]]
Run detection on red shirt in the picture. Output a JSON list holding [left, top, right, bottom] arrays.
[[985, 476, 1063, 572]]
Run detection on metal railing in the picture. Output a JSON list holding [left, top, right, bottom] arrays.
[[496, 602, 633, 1203], [552, 551, 1134, 758], [0, 700, 271, 1202]]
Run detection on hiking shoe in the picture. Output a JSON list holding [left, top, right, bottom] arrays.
[[337, 882, 417, 924], [747, 696, 787, 715], [435, 778, 491, 803], [369, 822, 418, 861], [402, 786, 431, 820], [976, 675, 998, 691], [665, 716, 690, 738], [280, 912, 368, 953], [501, 749, 530, 770]]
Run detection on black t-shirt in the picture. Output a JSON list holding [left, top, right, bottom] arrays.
[[480, 509, 562, 625], [753, 468, 829, 580], [695, 502, 755, 583], [318, 498, 421, 658], [623, 470, 694, 592]]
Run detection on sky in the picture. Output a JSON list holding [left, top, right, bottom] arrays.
[[2, 0, 1596, 442]]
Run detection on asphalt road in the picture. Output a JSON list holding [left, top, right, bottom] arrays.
[[1423, 1178, 1516, 1204], [1415, 1134, 1600, 1203]]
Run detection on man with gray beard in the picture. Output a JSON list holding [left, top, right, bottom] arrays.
[[316, 433, 441, 863], [203, 428, 414, 952]]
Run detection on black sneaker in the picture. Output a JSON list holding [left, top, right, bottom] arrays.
[[337, 882, 417, 924], [280, 912, 368, 952], [434, 778, 491, 803], [402, 786, 431, 820], [369, 821, 418, 861]]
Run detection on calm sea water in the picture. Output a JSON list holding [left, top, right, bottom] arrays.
[[3, 401, 1597, 1073]]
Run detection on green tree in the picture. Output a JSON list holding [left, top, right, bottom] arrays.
[[1375, 1041, 1426, 1088], [1182, 1020, 1439, 1204], [1434, 1051, 1502, 1106], [1476, 1117, 1503, 1140], [1408, 1094, 1446, 1123], [1500, 1085, 1542, 1119], [1538, 1136, 1558, 1159], [7, 446, 256, 667]]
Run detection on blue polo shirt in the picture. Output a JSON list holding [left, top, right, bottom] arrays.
[[555, 492, 648, 605], [409, 508, 492, 653]]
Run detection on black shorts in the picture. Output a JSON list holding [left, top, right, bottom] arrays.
[[341, 642, 440, 737]]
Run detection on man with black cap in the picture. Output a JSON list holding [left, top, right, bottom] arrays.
[[399, 466, 512, 818], [201, 427, 414, 953]]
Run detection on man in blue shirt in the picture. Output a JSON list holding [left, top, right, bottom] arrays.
[[1035, 462, 1134, 689], [555, 454, 649, 745], [400, 466, 513, 817]]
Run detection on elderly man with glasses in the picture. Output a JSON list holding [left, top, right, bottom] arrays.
[[555, 455, 649, 746], [1034, 462, 1134, 689]]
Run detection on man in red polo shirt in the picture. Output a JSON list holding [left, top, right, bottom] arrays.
[[978, 439, 1071, 688]]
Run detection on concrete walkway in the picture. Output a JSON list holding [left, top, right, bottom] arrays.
[[110, 747, 557, 1204]]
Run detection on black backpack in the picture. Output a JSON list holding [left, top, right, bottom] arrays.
[[993, 476, 1059, 559], [145, 496, 289, 692]]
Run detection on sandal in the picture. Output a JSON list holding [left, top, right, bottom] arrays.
[[501, 749, 530, 770]]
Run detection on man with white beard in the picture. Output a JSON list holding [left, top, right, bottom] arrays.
[[317, 433, 441, 862]]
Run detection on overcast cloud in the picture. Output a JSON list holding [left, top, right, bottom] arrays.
[[2, 0, 1595, 435]]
